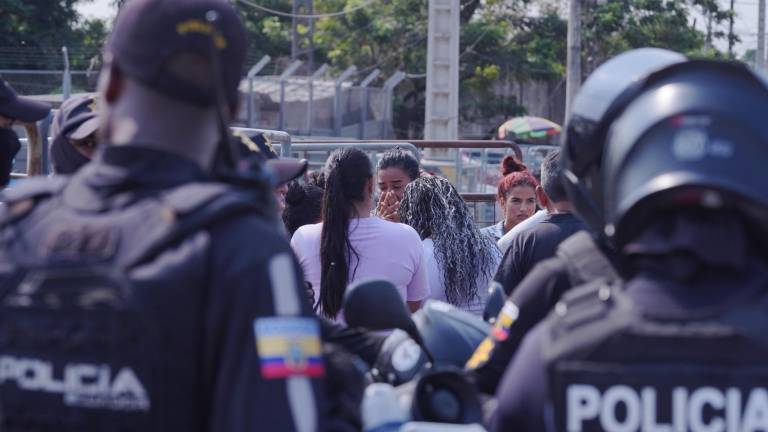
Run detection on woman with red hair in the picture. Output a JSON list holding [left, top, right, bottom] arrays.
[[481, 156, 539, 242]]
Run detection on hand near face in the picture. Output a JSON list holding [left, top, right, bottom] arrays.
[[377, 191, 401, 222]]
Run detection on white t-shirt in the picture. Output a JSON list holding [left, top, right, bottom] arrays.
[[291, 217, 430, 321], [422, 238, 502, 316], [497, 209, 549, 255]]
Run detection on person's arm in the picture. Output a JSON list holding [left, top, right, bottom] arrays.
[[405, 232, 430, 311], [207, 218, 326, 431], [489, 323, 549, 432], [468, 257, 570, 394]]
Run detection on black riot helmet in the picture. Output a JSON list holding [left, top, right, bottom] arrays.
[[562, 48, 687, 237], [603, 60, 768, 248]]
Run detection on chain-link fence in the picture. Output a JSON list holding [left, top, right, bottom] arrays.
[[237, 75, 394, 138]]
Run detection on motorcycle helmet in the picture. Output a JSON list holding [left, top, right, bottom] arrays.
[[603, 60, 768, 248], [562, 48, 687, 237]]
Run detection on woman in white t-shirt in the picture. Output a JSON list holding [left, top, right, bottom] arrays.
[[399, 176, 502, 316], [291, 148, 429, 321]]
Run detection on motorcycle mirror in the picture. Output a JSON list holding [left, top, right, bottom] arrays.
[[483, 282, 506, 324], [344, 278, 435, 364]]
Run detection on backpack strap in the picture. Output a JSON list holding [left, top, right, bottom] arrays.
[[555, 231, 619, 287], [120, 182, 261, 270]]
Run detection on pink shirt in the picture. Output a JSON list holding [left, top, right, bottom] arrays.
[[291, 217, 430, 320]]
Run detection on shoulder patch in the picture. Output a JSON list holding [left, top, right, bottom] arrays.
[[254, 317, 324, 379]]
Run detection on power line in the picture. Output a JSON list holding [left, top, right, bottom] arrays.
[[237, 0, 379, 19]]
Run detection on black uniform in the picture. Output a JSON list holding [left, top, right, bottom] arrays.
[[492, 214, 768, 431], [467, 231, 618, 394], [494, 213, 585, 295], [0, 147, 326, 431], [492, 49, 768, 432]]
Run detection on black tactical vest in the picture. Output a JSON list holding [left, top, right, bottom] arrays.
[[0, 177, 257, 431], [544, 279, 768, 432]]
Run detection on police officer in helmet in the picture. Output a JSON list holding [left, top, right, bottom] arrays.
[[0, 1, 326, 431], [491, 50, 768, 431], [466, 48, 687, 395]]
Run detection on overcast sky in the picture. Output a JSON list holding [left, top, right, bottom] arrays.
[[75, 0, 760, 57]]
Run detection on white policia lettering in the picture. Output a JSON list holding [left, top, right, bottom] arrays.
[[567, 384, 768, 432], [0, 355, 150, 411]]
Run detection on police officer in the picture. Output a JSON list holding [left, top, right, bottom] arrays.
[[0, 79, 50, 185], [0, 1, 325, 431], [466, 48, 687, 395], [492, 51, 768, 431]]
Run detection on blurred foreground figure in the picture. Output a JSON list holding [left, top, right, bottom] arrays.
[[0, 1, 325, 431], [492, 49, 768, 431], [0, 79, 50, 185]]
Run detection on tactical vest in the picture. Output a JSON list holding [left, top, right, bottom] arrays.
[[544, 279, 768, 432], [0, 177, 259, 431], [555, 231, 619, 287]]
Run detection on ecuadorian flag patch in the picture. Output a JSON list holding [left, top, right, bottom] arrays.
[[254, 317, 324, 379]]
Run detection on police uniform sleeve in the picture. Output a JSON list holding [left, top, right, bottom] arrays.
[[468, 257, 570, 394], [490, 323, 549, 432], [205, 216, 326, 432]]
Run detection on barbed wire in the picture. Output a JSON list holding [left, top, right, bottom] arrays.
[[237, 0, 379, 19]]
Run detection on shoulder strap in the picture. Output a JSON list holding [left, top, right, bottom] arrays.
[[543, 279, 634, 363], [121, 182, 260, 270], [555, 231, 618, 286]]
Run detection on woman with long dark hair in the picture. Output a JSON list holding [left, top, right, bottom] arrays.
[[375, 147, 420, 222], [400, 176, 502, 315], [291, 148, 429, 321]]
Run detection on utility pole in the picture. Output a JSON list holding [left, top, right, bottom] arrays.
[[728, 0, 735, 59], [292, 0, 314, 74], [759, 0, 766, 71], [565, 0, 582, 116], [424, 0, 460, 140]]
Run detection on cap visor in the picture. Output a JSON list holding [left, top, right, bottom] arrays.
[[0, 97, 51, 123], [267, 158, 309, 185], [65, 115, 99, 140]]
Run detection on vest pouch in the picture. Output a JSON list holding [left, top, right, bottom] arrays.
[[0, 266, 156, 431]]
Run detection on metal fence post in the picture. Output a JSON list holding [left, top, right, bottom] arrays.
[[381, 71, 406, 138], [246, 55, 271, 128], [334, 66, 357, 136], [358, 69, 380, 139], [306, 63, 328, 136], [278, 60, 303, 131], [39, 111, 53, 175], [61, 47, 71, 101]]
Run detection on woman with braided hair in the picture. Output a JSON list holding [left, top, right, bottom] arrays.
[[400, 176, 502, 316], [291, 148, 429, 321]]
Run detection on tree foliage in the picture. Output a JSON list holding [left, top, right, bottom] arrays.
[[0, 0, 107, 70], [2, 0, 729, 136]]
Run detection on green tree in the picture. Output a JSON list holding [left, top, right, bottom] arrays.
[[0, 0, 107, 70]]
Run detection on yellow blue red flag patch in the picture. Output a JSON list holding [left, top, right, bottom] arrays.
[[254, 317, 324, 379]]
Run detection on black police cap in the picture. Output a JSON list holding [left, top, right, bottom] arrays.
[[0, 79, 51, 123], [106, 0, 247, 108]]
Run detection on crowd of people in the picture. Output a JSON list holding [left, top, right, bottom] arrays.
[[0, 1, 767, 431]]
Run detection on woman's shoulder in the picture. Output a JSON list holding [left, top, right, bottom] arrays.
[[291, 222, 324, 245], [377, 218, 422, 240]]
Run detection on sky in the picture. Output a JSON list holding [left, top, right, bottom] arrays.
[[75, 0, 116, 20], [75, 0, 760, 58]]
